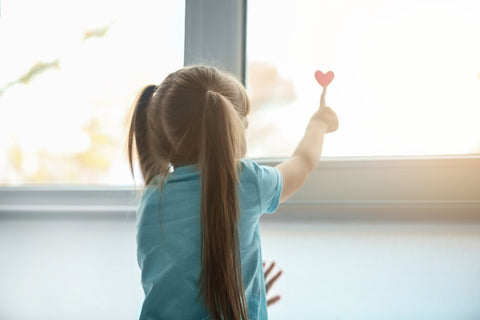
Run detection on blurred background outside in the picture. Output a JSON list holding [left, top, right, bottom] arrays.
[[1, 0, 479, 185]]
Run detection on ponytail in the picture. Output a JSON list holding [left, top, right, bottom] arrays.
[[127, 85, 156, 185], [199, 90, 248, 320]]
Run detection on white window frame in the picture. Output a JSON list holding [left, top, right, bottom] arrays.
[[1, 0, 479, 222]]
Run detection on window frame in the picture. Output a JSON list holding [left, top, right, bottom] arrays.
[[1, 0, 479, 222]]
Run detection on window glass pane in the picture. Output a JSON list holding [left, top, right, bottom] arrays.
[[0, 0, 185, 185], [246, 0, 480, 158]]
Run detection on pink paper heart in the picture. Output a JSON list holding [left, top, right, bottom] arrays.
[[314, 70, 334, 88]]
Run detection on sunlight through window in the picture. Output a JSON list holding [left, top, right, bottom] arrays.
[[0, 0, 184, 185], [246, 0, 480, 158]]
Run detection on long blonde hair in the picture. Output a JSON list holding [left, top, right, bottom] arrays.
[[127, 65, 250, 319]]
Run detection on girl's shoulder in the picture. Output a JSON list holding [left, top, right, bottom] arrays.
[[238, 158, 282, 187], [238, 158, 261, 180], [238, 158, 283, 214], [239, 158, 277, 174]]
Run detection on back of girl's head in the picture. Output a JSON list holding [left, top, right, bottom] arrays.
[[127, 65, 250, 319], [128, 65, 250, 185]]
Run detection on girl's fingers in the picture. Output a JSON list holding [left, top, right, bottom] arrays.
[[320, 86, 327, 109], [267, 295, 281, 307], [265, 270, 282, 292], [264, 261, 275, 279]]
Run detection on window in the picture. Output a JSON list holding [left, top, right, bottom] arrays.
[[0, 0, 478, 203], [246, 0, 480, 158], [1, 1, 479, 319], [0, 0, 185, 185]]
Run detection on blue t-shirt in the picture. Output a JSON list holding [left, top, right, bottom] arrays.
[[136, 158, 283, 320]]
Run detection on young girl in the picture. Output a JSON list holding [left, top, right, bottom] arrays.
[[127, 65, 338, 320]]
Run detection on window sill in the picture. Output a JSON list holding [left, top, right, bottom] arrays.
[[1, 155, 479, 222]]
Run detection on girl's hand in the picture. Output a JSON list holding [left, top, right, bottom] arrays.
[[263, 261, 282, 307], [310, 87, 339, 133]]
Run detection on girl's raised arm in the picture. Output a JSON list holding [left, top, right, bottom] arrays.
[[275, 81, 339, 203]]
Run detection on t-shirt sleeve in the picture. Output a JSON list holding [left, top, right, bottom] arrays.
[[250, 160, 283, 214]]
